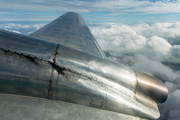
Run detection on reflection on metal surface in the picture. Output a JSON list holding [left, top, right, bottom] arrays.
[[30, 12, 106, 58], [0, 12, 168, 120], [135, 71, 168, 103], [0, 94, 148, 120]]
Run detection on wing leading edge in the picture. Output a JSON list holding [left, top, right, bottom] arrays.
[[0, 30, 147, 120]]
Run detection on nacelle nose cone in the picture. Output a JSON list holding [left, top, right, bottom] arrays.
[[135, 71, 168, 103]]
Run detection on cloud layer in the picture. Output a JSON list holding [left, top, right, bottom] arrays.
[[90, 22, 180, 119], [0, 23, 45, 35]]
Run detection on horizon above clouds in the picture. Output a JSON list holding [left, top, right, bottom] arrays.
[[1, 0, 180, 23], [0, 0, 180, 120]]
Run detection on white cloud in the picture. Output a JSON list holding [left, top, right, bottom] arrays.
[[3, 23, 30, 29], [146, 36, 172, 55], [0, 23, 45, 35], [90, 22, 180, 120], [171, 45, 180, 54], [91, 23, 147, 54], [91, 22, 180, 62]]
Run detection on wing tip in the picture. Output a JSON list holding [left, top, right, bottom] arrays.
[[55, 12, 87, 26]]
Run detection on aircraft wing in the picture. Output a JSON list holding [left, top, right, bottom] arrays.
[[0, 94, 146, 120], [0, 12, 168, 120], [30, 12, 106, 58]]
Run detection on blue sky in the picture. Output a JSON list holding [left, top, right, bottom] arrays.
[[0, 0, 180, 23]]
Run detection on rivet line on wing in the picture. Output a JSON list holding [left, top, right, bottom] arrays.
[[0, 47, 49, 64], [0, 47, 132, 98], [48, 44, 60, 99]]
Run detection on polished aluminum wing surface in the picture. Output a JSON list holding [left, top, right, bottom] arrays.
[[0, 12, 168, 120], [30, 12, 106, 58]]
